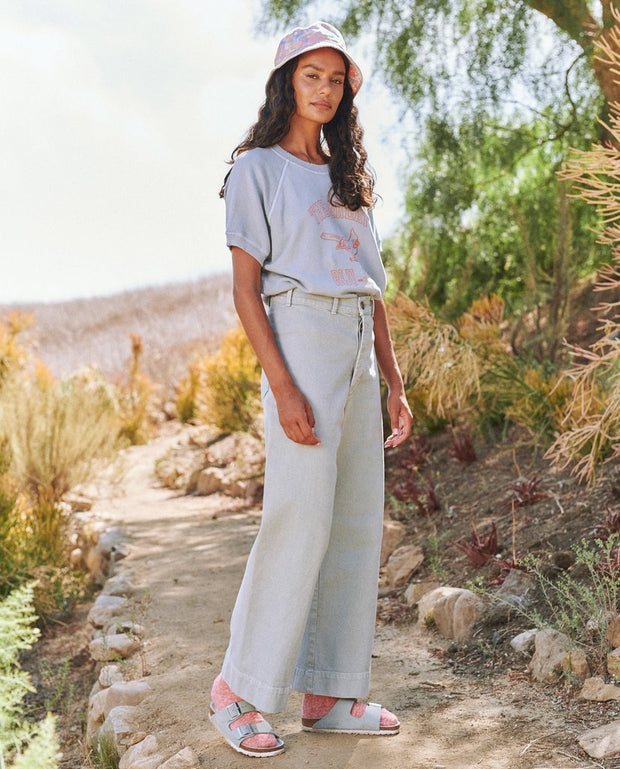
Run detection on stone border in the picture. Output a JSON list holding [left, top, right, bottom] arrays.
[[81, 524, 199, 769]]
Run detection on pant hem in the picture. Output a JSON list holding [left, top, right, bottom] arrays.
[[221, 657, 290, 713], [291, 666, 371, 698]]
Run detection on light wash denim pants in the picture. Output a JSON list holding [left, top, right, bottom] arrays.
[[221, 289, 384, 713]]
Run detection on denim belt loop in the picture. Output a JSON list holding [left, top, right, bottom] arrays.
[[285, 288, 294, 306], [330, 297, 339, 314]]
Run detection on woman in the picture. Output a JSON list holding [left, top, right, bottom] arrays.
[[210, 21, 413, 758]]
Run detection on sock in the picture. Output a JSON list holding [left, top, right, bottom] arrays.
[[302, 694, 399, 727], [211, 674, 278, 750]]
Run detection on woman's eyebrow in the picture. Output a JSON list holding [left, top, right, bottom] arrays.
[[300, 62, 346, 77]]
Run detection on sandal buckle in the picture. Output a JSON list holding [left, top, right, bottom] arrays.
[[235, 723, 257, 738], [225, 702, 244, 720]]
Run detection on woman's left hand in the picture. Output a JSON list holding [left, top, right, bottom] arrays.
[[384, 387, 413, 449]]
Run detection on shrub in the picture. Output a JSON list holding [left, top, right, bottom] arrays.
[[0, 583, 61, 768], [175, 363, 200, 423], [523, 537, 620, 672], [192, 325, 262, 436], [0, 312, 31, 390], [114, 334, 158, 445], [0, 371, 119, 504], [387, 293, 566, 439]]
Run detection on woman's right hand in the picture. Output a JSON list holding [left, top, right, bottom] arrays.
[[272, 382, 321, 446]]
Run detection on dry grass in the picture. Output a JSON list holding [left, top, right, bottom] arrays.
[[0, 371, 120, 504], [544, 17, 620, 484], [0, 274, 237, 392]]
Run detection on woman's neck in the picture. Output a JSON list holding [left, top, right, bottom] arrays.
[[279, 121, 327, 165]]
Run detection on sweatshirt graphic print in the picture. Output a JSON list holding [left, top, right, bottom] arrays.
[[224, 145, 385, 299]]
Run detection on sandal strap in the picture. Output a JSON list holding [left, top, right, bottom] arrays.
[[310, 699, 382, 731], [210, 699, 282, 750]]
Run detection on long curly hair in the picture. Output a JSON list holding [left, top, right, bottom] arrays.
[[220, 54, 375, 210]]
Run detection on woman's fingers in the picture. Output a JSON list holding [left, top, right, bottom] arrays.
[[384, 396, 413, 448], [275, 387, 321, 445]]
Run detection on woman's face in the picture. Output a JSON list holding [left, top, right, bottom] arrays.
[[290, 48, 346, 125]]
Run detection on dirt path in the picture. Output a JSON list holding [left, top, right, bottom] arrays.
[[91, 426, 598, 768]]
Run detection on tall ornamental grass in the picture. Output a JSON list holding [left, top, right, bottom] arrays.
[[544, 17, 620, 484]]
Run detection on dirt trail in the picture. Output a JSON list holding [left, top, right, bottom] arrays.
[[91, 425, 594, 769]]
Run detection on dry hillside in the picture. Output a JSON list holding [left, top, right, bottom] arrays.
[[0, 273, 236, 389]]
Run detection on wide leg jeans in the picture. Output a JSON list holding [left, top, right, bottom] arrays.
[[221, 290, 384, 713]]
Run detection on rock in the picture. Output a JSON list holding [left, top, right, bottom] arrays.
[[403, 580, 441, 607], [88, 681, 151, 739], [607, 648, 620, 678], [97, 705, 139, 754], [88, 595, 128, 628], [159, 747, 200, 769], [98, 527, 126, 558], [380, 520, 406, 567], [384, 544, 424, 587], [89, 633, 141, 662], [510, 629, 538, 655], [99, 665, 124, 688], [196, 467, 225, 495], [107, 621, 145, 637], [118, 735, 163, 769], [607, 616, 620, 649], [69, 547, 84, 567], [496, 569, 536, 604], [103, 574, 136, 597], [562, 650, 590, 681], [578, 719, 620, 759], [528, 629, 570, 682], [227, 477, 262, 499], [580, 676, 620, 701], [418, 586, 484, 642]]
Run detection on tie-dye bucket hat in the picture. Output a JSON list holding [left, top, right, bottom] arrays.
[[272, 21, 363, 95]]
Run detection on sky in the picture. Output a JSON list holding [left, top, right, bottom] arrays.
[[0, 0, 408, 304]]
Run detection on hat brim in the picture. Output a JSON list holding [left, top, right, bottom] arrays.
[[271, 42, 363, 96]]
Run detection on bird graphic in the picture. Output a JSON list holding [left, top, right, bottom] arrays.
[[320, 228, 360, 260]]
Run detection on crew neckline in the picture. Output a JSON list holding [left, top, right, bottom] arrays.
[[272, 145, 330, 172]]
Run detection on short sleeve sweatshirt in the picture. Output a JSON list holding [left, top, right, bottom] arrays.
[[224, 145, 386, 299]]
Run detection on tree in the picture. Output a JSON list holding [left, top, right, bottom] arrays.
[[261, 1, 617, 116], [261, 1, 612, 334]]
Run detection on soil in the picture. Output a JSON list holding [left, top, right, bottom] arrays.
[[22, 421, 620, 769]]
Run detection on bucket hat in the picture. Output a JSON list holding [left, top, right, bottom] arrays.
[[272, 21, 363, 95]]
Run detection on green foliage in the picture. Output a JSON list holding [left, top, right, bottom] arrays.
[[11, 716, 61, 769], [524, 536, 620, 670], [0, 583, 61, 768], [262, 1, 611, 319], [396, 114, 605, 322], [388, 292, 570, 439], [90, 731, 120, 769]]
